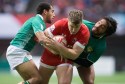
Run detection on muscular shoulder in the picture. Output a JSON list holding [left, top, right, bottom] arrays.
[[54, 18, 68, 30], [54, 18, 68, 26], [80, 24, 90, 37], [32, 15, 44, 23], [76, 24, 90, 45], [60, 18, 68, 22]]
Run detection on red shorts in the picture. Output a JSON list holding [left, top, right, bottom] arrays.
[[40, 49, 72, 69]]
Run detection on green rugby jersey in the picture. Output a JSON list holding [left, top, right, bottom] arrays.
[[10, 14, 46, 51], [73, 20, 106, 67]]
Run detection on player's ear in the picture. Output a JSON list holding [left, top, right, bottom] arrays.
[[43, 9, 47, 15]]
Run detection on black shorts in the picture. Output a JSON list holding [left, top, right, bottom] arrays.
[[73, 58, 93, 67], [72, 51, 93, 67]]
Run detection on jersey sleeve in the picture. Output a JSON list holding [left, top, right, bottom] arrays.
[[46, 19, 63, 36], [75, 26, 90, 49], [80, 31, 90, 45], [32, 18, 46, 33]]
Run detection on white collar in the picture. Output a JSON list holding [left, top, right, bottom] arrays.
[[37, 14, 44, 20]]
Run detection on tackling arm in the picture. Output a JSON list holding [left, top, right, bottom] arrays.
[[35, 31, 50, 45], [46, 40, 85, 60], [59, 42, 84, 60]]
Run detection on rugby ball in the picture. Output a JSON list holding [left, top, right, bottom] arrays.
[[46, 35, 67, 55], [53, 35, 67, 46]]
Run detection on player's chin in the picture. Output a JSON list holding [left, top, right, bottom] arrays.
[[50, 18, 55, 23]]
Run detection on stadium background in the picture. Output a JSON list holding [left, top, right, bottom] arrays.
[[0, 0, 125, 84]]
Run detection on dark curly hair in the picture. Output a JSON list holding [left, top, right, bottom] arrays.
[[36, 2, 51, 14], [103, 16, 117, 37]]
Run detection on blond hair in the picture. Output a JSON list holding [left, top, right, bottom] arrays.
[[68, 9, 83, 24]]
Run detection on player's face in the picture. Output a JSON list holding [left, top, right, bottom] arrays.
[[92, 19, 107, 37], [68, 21, 81, 34], [46, 6, 55, 24]]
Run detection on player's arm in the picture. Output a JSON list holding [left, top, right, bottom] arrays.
[[52, 25, 90, 59], [45, 25, 90, 59], [45, 38, 87, 60], [42, 25, 61, 54], [35, 31, 49, 45], [57, 41, 85, 60], [41, 20, 63, 52], [32, 19, 50, 45]]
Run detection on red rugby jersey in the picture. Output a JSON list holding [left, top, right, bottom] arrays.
[[48, 18, 90, 48]]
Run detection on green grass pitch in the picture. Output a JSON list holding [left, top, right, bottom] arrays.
[[0, 72, 125, 84]]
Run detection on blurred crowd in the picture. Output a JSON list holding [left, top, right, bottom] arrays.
[[0, 0, 125, 34], [0, 0, 29, 13], [0, 0, 125, 35], [53, 0, 125, 21], [0, 0, 125, 19]]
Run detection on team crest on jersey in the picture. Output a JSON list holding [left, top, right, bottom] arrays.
[[72, 38, 77, 43], [87, 46, 93, 52]]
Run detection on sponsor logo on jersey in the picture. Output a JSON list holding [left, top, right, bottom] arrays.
[[87, 46, 93, 52], [72, 38, 77, 43]]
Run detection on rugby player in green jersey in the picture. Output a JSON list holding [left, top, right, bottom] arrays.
[[45, 16, 117, 84], [6, 2, 55, 84], [73, 16, 117, 84]]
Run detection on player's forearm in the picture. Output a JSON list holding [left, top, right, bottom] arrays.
[[35, 31, 48, 45], [56, 44, 79, 60]]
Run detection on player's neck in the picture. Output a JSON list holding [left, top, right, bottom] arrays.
[[92, 33, 104, 39]]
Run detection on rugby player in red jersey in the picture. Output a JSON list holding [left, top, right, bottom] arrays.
[[39, 10, 90, 84]]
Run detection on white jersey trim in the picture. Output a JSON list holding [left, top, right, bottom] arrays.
[[75, 41, 85, 49], [35, 30, 44, 34], [57, 63, 73, 68], [73, 63, 80, 68], [38, 14, 44, 20], [46, 25, 55, 37], [40, 62, 56, 69]]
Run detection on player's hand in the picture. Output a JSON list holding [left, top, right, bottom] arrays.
[[43, 42, 59, 55]]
